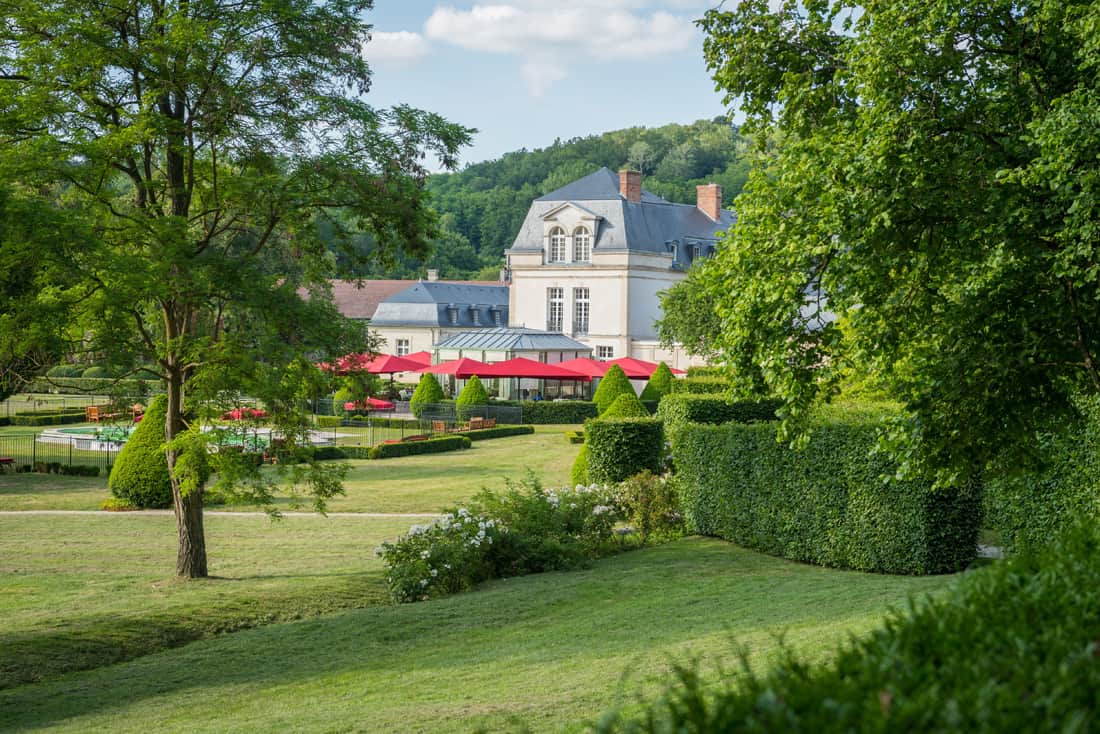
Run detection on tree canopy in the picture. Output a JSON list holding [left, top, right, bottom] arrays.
[[696, 0, 1100, 482], [0, 0, 471, 576]]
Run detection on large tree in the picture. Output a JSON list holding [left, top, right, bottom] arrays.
[[0, 0, 471, 576], [697, 0, 1100, 482]]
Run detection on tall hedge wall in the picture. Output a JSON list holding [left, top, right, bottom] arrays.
[[26, 377, 159, 395], [984, 395, 1100, 553], [657, 394, 781, 428], [672, 406, 980, 575]]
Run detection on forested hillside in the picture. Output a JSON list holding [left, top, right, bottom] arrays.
[[328, 119, 749, 281]]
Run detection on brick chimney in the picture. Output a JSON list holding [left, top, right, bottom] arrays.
[[696, 183, 722, 221], [619, 169, 642, 203]]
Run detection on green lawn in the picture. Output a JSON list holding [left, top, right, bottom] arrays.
[[0, 534, 956, 733], [0, 424, 581, 512]]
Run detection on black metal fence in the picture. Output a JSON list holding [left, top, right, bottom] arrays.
[[418, 403, 524, 427], [0, 433, 119, 472]]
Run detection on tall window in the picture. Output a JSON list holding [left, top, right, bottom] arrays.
[[573, 226, 591, 262], [548, 227, 567, 262], [573, 287, 589, 335], [395, 338, 410, 357], [547, 287, 563, 332], [597, 345, 614, 361]]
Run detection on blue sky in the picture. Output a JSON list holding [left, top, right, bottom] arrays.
[[363, 1, 730, 169]]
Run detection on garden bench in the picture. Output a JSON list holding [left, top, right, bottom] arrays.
[[431, 420, 447, 434]]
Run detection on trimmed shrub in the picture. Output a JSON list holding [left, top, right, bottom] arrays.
[[519, 400, 597, 424], [564, 430, 584, 444], [26, 377, 159, 395], [455, 375, 490, 419], [672, 404, 980, 574], [315, 415, 342, 428], [586, 418, 664, 484], [463, 425, 535, 441], [409, 373, 445, 418], [602, 392, 649, 419], [669, 376, 729, 394], [593, 365, 635, 414], [0, 416, 9, 427], [571, 444, 589, 485], [81, 366, 113, 379], [657, 394, 781, 428], [641, 400, 659, 415], [639, 362, 675, 402], [367, 434, 470, 459], [109, 395, 172, 509], [592, 522, 1100, 733], [47, 363, 85, 378], [685, 365, 723, 378], [332, 386, 356, 416], [59, 464, 101, 477], [11, 411, 88, 426], [984, 394, 1100, 553]]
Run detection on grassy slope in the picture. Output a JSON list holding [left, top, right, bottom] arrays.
[[0, 537, 954, 733], [0, 425, 580, 512], [0, 513, 412, 689]]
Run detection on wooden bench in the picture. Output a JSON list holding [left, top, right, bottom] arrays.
[[431, 420, 447, 434]]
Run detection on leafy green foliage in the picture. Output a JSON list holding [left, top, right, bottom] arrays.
[[455, 375, 490, 419], [672, 403, 980, 574], [638, 363, 675, 402], [697, 0, 1100, 482], [46, 364, 83, 378], [332, 386, 356, 417], [410, 373, 446, 418], [602, 393, 649, 419], [669, 377, 729, 395], [594, 521, 1100, 733], [463, 426, 535, 441], [518, 400, 599, 424], [108, 396, 171, 509], [985, 395, 1100, 553], [657, 394, 781, 427], [585, 418, 665, 484], [593, 365, 635, 415], [614, 471, 684, 546]]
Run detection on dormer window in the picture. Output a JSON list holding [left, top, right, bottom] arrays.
[[573, 227, 591, 262], [447, 304, 459, 326], [470, 305, 481, 326], [548, 226, 567, 263]]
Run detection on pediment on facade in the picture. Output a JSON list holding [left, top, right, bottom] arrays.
[[540, 201, 603, 222]]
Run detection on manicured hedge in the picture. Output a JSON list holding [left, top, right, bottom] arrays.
[[347, 415, 420, 429], [463, 425, 535, 441], [368, 435, 471, 459], [0, 417, 9, 427], [517, 400, 598, 424], [14, 408, 86, 416], [315, 415, 342, 428], [985, 394, 1100, 553], [109, 395, 173, 509], [585, 418, 665, 484], [593, 521, 1100, 733], [669, 376, 729, 394], [11, 412, 88, 426], [685, 366, 723, 378], [26, 377, 159, 395], [564, 430, 584, 444], [657, 394, 781, 428], [672, 404, 980, 574]]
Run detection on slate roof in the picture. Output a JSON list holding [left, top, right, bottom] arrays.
[[510, 166, 736, 261], [434, 327, 592, 353], [370, 281, 509, 328]]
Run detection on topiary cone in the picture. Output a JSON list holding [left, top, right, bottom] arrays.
[[108, 394, 172, 508]]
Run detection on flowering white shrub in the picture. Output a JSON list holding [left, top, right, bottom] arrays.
[[378, 475, 624, 602]]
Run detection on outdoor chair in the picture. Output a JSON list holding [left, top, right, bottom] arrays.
[[431, 420, 447, 434]]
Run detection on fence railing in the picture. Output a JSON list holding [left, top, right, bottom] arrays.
[[0, 433, 119, 472], [418, 403, 524, 426]]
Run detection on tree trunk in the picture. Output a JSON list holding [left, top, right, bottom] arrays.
[[166, 364, 207, 577]]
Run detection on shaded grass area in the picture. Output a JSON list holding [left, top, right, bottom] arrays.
[[0, 537, 956, 733], [0, 425, 580, 512], [0, 514, 413, 689]]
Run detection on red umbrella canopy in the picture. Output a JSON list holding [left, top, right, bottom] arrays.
[[606, 356, 676, 379], [477, 357, 591, 381], [417, 357, 494, 379], [403, 351, 433, 367], [343, 397, 396, 411], [360, 354, 423, 374], [556, 357, 610, 378]]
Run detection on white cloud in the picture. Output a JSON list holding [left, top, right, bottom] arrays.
[[424, 3, 699, 95], [364, 31, 430, 66]]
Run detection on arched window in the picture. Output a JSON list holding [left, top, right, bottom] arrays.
[[573, 226, 591, 262], [548, 227, 567, 262]]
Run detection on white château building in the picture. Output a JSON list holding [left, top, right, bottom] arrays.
[[503, 167, 732, 368]]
